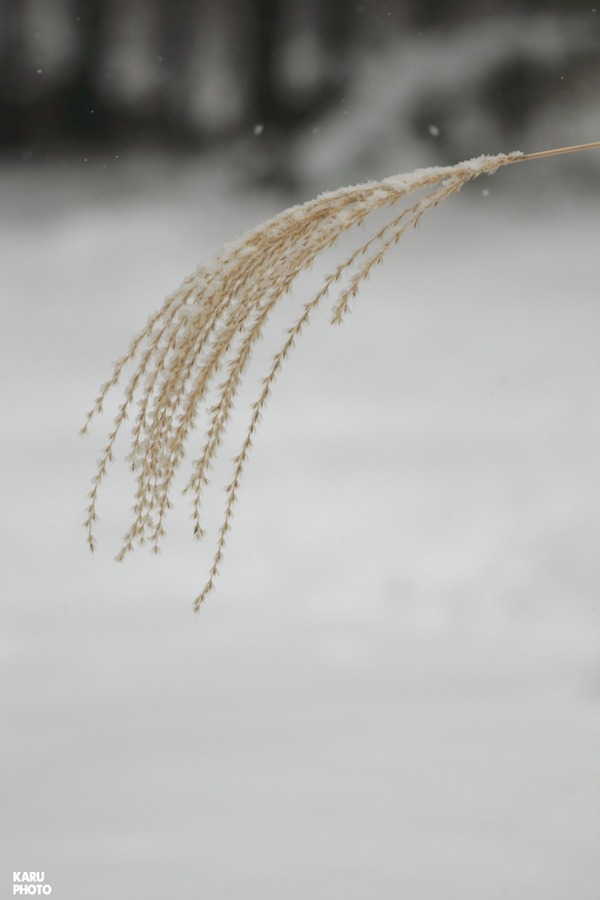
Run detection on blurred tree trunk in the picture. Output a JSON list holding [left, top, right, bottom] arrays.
[[62, 0, 111, 136], [157, 0, 199, 137], [250, 0, 352, 130], [251, 0, 285, 124], [0, 0, 27, 143]]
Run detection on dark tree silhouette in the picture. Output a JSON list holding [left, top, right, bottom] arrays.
[[0, 0, 595, 155]]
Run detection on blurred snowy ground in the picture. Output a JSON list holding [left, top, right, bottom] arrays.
[[1, 150, 599, 900]]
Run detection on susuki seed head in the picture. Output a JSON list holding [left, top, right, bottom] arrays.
[[81, 143, 599, 610]]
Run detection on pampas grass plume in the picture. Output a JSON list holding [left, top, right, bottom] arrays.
[[81, 141, 600, 610]]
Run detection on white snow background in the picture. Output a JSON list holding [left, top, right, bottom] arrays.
[[2, 142, 599, 899]]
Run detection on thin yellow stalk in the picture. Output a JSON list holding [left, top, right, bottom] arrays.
[[515, 140, 600, 163]]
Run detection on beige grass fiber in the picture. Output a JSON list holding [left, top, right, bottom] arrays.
[[82, 142, 600, 610]]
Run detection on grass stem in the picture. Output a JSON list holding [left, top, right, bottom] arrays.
[[516, 140, 600, 163]]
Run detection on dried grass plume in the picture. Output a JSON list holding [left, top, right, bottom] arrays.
[[81, 141, 600, 610]]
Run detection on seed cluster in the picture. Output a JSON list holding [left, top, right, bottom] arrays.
[[82, 151, 523, 609]]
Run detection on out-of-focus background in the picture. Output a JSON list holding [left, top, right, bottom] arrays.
[[2, 2, 599, 899], [1, 0, 600, 181]]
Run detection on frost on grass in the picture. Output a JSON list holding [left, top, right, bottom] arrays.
[[80, 144, 597, 610]]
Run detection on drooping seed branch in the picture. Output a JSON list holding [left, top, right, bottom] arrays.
[[82, 142, 599, 609]]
